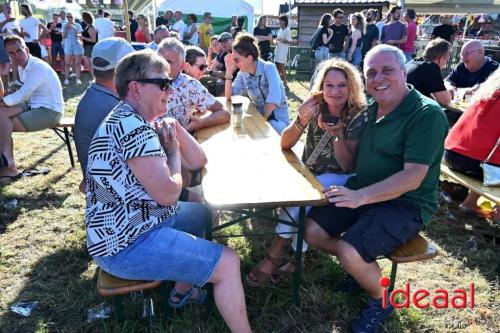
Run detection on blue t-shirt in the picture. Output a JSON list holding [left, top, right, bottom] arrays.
[[446, 57, 498, 88], [75, 83, 120, 175]]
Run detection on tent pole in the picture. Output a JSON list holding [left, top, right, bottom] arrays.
[[152, 0, 157, 29], [462, 14, 469, 39], [124, 0, 131, 42]]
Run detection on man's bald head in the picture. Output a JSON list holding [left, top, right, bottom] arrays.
[[460, 40, 485, 72]]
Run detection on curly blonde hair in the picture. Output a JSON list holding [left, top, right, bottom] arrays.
[[311, 58, 367, 121]]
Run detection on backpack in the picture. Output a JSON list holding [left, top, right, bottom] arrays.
[[309, 27, 323, 50]]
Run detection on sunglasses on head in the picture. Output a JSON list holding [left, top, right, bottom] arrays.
[[134, 78, 173, 91]]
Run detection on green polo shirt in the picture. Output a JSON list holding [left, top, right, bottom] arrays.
[[346, 87, 448, 225]]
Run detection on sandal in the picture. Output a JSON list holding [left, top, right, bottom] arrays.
[[272, 255, 305, 284], [168, 286, 207, 309], [246, 253, 282, 287]]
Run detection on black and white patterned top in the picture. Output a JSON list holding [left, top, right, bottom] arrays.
[[85, 102, 179, 257]]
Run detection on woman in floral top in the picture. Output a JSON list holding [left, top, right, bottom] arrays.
[[247, 58, 369, 286]]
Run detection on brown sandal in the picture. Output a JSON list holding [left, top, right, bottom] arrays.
[[246, 253, 282, 287], [272, 256, 305, 284]]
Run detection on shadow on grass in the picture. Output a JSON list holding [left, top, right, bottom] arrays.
[[0, 247, 97, 333], [426, 204, 500, 282], [0, 168, 73, 234]]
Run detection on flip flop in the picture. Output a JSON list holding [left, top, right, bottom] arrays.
[[21, 167, 50, 177]]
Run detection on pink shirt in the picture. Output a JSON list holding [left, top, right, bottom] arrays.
[[401, 21, 417, 53]]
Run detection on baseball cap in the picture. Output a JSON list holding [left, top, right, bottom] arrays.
[[218, 32, 233, 42], [91, 37, 135, 71]]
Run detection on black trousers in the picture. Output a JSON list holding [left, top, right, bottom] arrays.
[[444, 149, 483, 180], [26, 42, 42, 59]]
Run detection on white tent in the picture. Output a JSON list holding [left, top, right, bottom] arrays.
[[157, 0, 254, 33]]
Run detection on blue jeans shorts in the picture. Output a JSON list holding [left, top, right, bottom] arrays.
[[308, 198, 423, 263], [93, 201, 223, 287]]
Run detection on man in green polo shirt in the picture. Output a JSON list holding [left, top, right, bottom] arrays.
[[304, 44, 448, 333]]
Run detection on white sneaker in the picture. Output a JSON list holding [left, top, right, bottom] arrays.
[[69, 73, 76, 78], [76, 79, 82, 85], [64, 79, 69, 85]]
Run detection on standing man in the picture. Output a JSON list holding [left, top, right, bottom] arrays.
[[401, 8, 417, 62], [198, 12, 214, 52], [226, 15, 239, 37], [0, 36, 64, 180], [156, 10, 173, 29], [361, 9, 379, 62], [94, 9, 115, 41], [376, 11, 390, 42], [59, 10, 67, 25], [19, 4, 49, 59], [171, 10, 186, 42], [329, 8, 349, 59], [304, 44, 448, 333], [0, 3, 20, 83], [381, 6, 407, 50], [128, 11, 138, 42], [47, 13, 64, 71], [157, 37, 229, 131]]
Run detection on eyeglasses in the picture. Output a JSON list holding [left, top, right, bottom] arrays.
[[336, 16, 343, 19], [460, 49, 481, 58], [134, 78, 173, 91], [194, 64, 208, 71]]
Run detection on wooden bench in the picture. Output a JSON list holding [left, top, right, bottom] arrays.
[[96, 269, 172, 322], [440, 162, 500, 204], [52, 117, 75, 168], [386, 234, 438, 291]]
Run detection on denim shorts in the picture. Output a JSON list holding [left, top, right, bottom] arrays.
[[308, 198, 423, 263], [93, 201, 223, 287]]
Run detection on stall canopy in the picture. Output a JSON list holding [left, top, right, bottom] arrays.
[[26, 0, 83, 20], [157, 0, 254, 33], [401, 0, 500, 14]]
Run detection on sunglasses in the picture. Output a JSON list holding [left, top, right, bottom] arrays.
[[194, 64, 208, 71], [134, 78, 173, 91]]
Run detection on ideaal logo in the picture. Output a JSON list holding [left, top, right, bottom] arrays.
[[380, 276, 475, 309]]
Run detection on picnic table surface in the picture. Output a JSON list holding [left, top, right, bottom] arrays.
[[197, 97, 327, 210], [444, 100, 469, 113]]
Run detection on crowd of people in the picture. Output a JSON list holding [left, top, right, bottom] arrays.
[[0, 4, 498, 333]]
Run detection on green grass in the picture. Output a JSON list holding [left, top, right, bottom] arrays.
[[0, 72, 499, 333]]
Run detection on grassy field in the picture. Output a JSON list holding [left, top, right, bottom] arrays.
[[0, 72, 499, 333]]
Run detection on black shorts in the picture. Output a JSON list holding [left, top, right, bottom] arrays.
[[308, 199, 423, 263]]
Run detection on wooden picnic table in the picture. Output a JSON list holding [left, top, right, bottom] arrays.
[[444, 100, 469, 114], [197, 96, 327, 304]]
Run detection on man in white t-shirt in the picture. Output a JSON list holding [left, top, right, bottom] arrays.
[[94, 9, 115, 41], [171, 10, 186, 41], [0, 35, 64, 181], [19, 4, 48, 59], [0, 3, 20, 80]]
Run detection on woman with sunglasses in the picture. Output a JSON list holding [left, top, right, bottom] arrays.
[[184, 46, 208, 80], [85, 50, 252, 333], [224, 33, 289, 133], [245, 58, 368, 286], [62, 12, 84, 85]]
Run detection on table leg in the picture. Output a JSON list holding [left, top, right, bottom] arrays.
[[292, 206, 305, 306]]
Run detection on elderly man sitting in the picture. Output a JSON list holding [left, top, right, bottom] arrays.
[[0, 35, 63, 181], [445, 40, 498, 97], [146, 25, 169, 51], [304, 45, 448, 333], [157, 37, 229, 132]]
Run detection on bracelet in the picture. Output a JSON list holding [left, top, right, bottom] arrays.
[[294, 116, 306, 132], [224, 76, 233, 81]]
